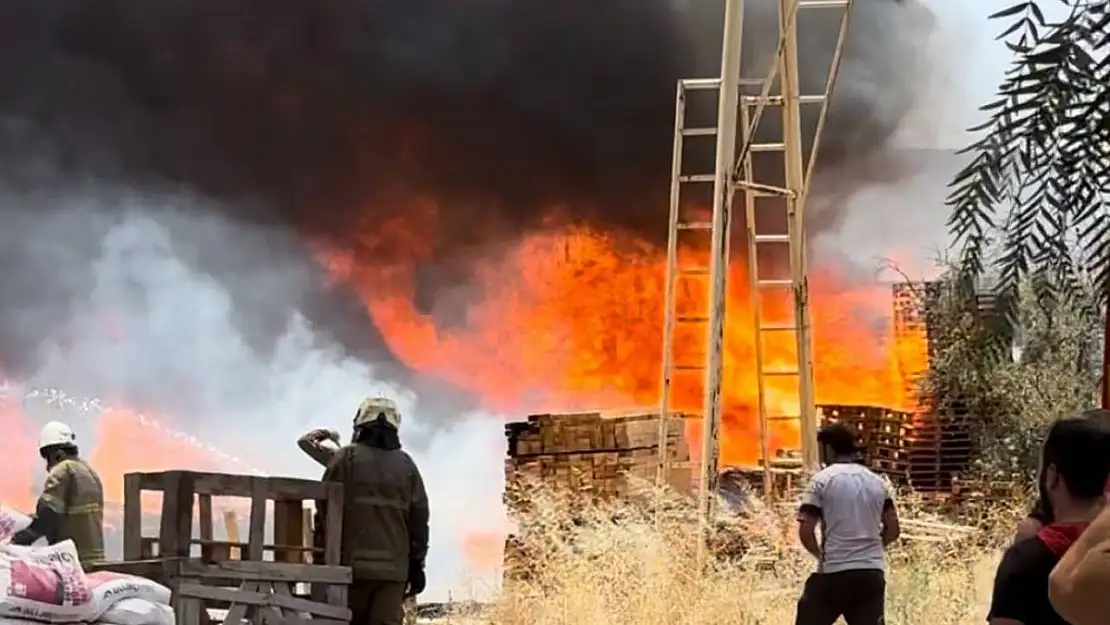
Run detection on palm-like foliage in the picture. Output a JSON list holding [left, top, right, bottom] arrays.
[[947, 0, 1110, 303]]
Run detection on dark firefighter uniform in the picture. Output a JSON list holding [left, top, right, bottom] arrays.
[[12, 421, 105, 567], [316, 397, 430, 625]]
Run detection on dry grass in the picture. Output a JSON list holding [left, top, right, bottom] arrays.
[[471, 484, 1028, 625]]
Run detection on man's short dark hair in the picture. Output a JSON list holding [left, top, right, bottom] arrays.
[[1042, 416, 1110, 499], [817, 423, 859, 456]]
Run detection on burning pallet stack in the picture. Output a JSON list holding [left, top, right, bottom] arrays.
[[892, 282, 984, 491], [818, 405, 915, 479]]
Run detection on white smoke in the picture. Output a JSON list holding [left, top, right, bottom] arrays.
[[4, 186, 506, 600]]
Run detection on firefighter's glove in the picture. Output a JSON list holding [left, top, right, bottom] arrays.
[[10, 528, 39, 546], [405, 560, 426, 597], [305, 428, 340, 443]]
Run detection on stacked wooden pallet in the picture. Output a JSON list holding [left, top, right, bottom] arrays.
[[891, 280, 1000, 491], [502, 411, 692, 586], [504, 411, 692, 505], [907, 403, 975, 491], [818, 405, 914, 479]]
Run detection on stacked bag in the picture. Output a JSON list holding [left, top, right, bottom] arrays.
[[0, 507, 174, 625]]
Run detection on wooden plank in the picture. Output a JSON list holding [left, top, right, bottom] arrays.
[[323, 482, 343, 567], [193, 473, 328, 500], [175, 595, 204, 625], [176, 582, 351, 620], [264, 617, 344, 625], [198, 494, 214, 562], [158, 472, 184, 558], [134, 471, 327, 500], [88, 558, 182, 581], [177, 560, 351, 584], [248, 478, 267, 561], [122, 473, 142, 560]]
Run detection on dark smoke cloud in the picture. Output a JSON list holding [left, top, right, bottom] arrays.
[[0, 0, 933, 379]]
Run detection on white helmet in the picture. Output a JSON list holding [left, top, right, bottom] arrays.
[[39, 421, 77, 451], [353, 397, 402, 430]]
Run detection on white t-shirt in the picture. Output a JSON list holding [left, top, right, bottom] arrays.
[[799, 462, 892, 573]]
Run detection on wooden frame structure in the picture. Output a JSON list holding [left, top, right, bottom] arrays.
[[94, 470, 351, 625]]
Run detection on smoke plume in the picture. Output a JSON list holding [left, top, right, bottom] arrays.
[[0, 0, 934, 374]]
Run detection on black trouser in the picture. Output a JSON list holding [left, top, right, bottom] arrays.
[[795, 569, 885, 625], [348, 580, 408, 625]]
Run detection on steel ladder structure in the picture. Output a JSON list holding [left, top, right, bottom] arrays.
[[653, 0, 854, 561]]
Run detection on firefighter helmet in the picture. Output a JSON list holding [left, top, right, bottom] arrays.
[[353, 397, 402, 430]]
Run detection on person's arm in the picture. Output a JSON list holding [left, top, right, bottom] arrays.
[[314, 449, 346, 552], [796, 476, 823, 560], [881, 483, 900, 547], [12, 463, 70, 545], [298, 429, 340, 468], [1049, 503, 1110, 625], [407, 461, 430, 565], [988, 546, 1037, 625]]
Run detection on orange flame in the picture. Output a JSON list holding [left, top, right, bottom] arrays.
[[460, 531, 505, 573], [324, 223, 926, 466], [0, 389, 39, 511]]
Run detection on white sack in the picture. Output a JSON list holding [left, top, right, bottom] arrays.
[[86, 573, 172, 610], [0, 509, 31, 543], [0, 540, 94, 623], [97, 599, 174, 625], [0, 617, 74, 625]]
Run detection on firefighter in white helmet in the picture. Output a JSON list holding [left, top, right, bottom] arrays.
[[313, 397, 429, 625], [12, 422, 105, 566]]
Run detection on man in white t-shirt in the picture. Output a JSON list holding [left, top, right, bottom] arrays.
[[794, 423, 901, 625]]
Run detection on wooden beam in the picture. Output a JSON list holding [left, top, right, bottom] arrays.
[[158, 472, 195, 559], [122, 474, 142, 561], [198, 495, 214, 562], [175, 582, 351, 620], [248, 478, 267, 561], [176, 560, 351, 584]]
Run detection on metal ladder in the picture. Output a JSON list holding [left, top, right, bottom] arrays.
[[655, 0, 855, 495], [740, 0, 853, 484]]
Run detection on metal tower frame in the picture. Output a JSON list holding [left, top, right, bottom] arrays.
[[654, 0, 853, 563]]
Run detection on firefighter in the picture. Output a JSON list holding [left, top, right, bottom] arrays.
[[11, 421, 105, 567], [316, 397, 430, 625]]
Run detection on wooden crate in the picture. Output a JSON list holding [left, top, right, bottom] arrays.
[[93, 471, 351, 625]]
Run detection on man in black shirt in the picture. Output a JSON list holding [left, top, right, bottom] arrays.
[[1012, 409, 1110, 543], [988, 416, 1110, 625]]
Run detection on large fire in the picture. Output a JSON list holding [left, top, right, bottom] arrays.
[[322, 220, 927, 466], [0, 217, 928, 514]]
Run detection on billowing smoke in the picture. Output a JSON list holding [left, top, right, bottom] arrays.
[[0, 0, 934, 373]]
